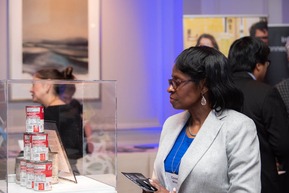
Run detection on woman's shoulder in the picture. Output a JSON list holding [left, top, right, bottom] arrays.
[[219, 109, 254, 124], [46, 104, 76, 113], [46, 104, 67, 109], [162, 111, 189, 128], [218, 109, 256, 134], [165, 111, 189, 122], [219, 110, 258, 147]]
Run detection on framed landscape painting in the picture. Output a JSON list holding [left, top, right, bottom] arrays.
[[8, 0, 100, 100]]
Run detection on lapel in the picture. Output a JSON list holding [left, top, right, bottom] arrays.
[[158, 111, 191, 176], [177, 110, 226, 186]]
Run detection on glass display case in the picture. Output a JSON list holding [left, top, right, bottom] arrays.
[[0, 79, 117, 193]]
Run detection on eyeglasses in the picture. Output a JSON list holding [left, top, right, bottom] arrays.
[[265, 60, 271, 67], [168, 79, 193, 90]]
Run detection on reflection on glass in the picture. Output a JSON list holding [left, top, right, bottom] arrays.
[[4, 80, 116, 190]]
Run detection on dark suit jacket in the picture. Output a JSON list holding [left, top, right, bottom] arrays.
[[233, 72, 289, 193], [276, 79, 289, 116]]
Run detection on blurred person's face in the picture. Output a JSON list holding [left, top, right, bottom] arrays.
[[167, 65, 206, 110], [198, 38, 214, 48], [30, 77, 49, 104], [255, 29, 269, 45]]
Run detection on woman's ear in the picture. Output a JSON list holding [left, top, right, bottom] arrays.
[[43, 82, 53, 94], [200, 79, 208, 94], [201, 87, 209, 96]]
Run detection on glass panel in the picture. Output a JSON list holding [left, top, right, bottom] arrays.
[[0, 80, 7, 193], [5, 79, 116, 192]]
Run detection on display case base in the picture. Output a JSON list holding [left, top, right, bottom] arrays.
[[6, 175, 117, 193]]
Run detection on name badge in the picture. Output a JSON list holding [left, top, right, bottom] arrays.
[[165, 172, 178, 192]]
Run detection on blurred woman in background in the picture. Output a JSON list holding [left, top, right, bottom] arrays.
[[196, 33, 219, 50], [30, 67, 83, 174]]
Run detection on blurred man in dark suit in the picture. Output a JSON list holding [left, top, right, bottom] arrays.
[[275, 40, 289, 116], [228, 36, 289, 193]]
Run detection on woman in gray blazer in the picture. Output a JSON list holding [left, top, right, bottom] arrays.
[[148, 46, 261, 193]]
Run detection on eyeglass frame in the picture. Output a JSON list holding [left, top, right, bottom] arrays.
[[168, 78, 193, 90]]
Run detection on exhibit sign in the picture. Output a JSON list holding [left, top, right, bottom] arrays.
[[183, 15, 267, 56], [266, 24, 289, 85], [45, 121, 77, 183]]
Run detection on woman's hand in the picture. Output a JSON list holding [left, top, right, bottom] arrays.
[[149, 179, 177, 193]]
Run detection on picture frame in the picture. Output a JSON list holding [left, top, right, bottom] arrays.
[[8, 0, 100, 101]]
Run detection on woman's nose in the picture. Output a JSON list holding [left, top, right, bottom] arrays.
[[167, 84, 174, 93]]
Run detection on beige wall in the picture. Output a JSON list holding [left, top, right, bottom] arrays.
[[0, 0, 287, 133], [0, 0, 182, 143]]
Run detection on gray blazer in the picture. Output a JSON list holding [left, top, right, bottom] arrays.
[[153, 110, 261, 193]]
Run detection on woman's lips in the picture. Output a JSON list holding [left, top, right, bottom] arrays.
[[170, 97, 176, 103]]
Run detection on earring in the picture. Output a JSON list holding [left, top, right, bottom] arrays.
[[201, 94, 206, 106]]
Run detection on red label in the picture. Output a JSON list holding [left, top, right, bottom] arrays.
[[45, 163, 52, 177], [26, 106, 44, 119], [34, 162, 52, 177], [31, 133, 48, 147], [40, 154, 46, 161], [39, 183, 44, 190]]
